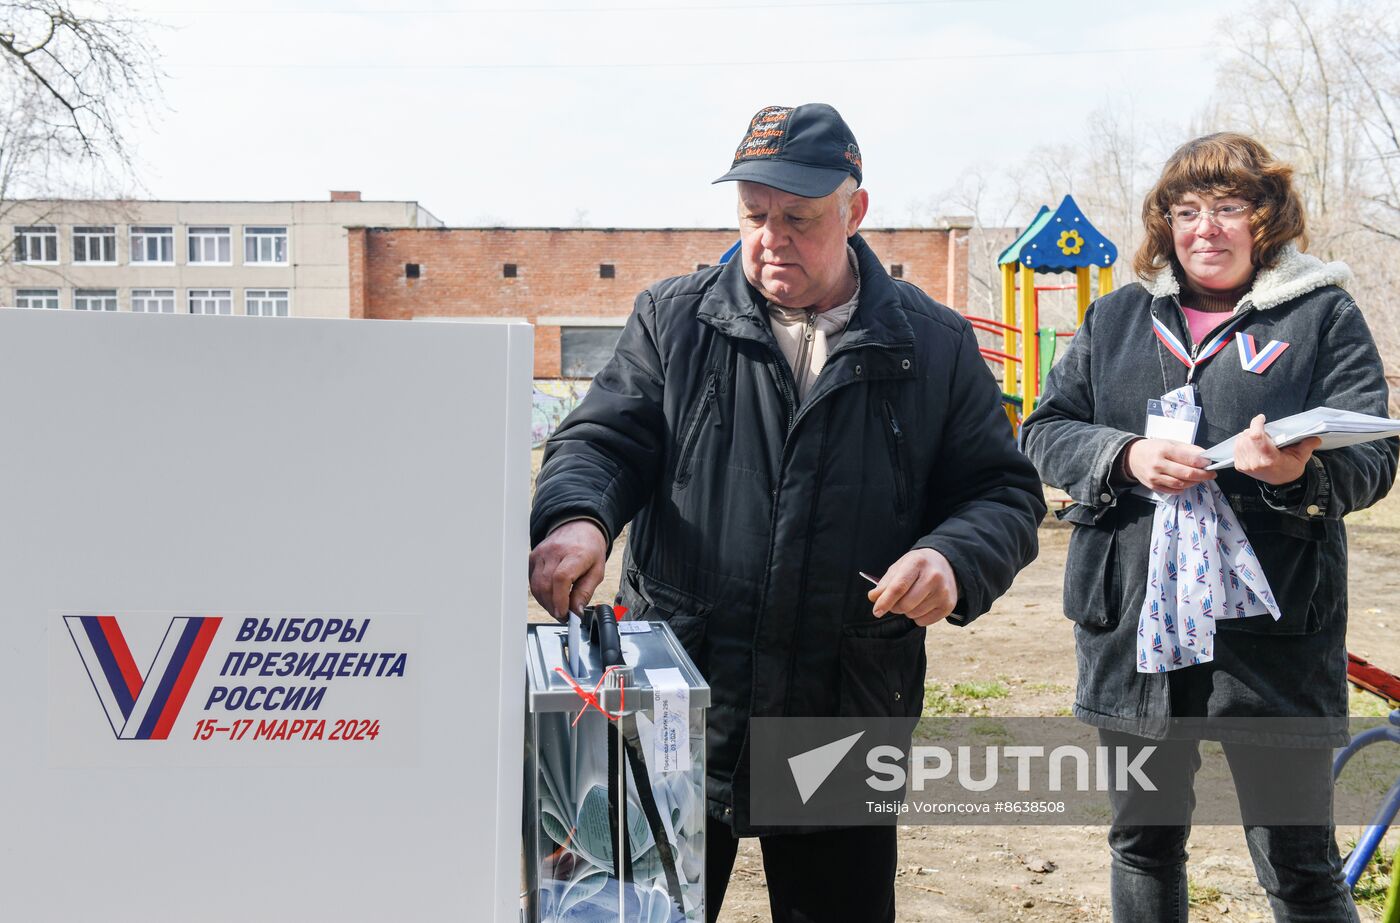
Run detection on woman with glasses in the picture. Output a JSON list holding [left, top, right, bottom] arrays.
[[1021, 132, 1397, 921]]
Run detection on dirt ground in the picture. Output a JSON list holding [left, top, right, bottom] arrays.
[[528, 451, 1400, 922]]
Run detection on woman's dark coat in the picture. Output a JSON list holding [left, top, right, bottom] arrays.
[[1020, 246, 1397, 746]]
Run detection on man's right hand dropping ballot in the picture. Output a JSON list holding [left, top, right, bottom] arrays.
[[528, 520, 608, 622]]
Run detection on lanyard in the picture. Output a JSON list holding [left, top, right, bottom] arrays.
[[1151, 310, 1251, 381]]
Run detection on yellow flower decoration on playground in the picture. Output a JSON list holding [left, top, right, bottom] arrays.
[[1058, 229, 1084, 256]]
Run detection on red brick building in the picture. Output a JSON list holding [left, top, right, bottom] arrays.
[[348, 226, 970, 378]]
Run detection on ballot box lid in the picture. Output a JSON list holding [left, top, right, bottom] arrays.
[[526, 621, 710, 713]]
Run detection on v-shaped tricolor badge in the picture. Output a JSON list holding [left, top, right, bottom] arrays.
[[64, 615, 221, 739], [1235, 332, 1290, 374]]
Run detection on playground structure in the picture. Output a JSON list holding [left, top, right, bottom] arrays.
[[972, 195, 1118, 427]]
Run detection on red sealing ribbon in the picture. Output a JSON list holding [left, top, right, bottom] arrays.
[[553, 664, 627, 727]]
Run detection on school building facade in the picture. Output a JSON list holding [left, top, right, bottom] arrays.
[[347, 225, 973, 378]]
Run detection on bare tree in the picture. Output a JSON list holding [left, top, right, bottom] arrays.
[[1207, 0, 1400, 395], [904, 0, 1400, 404], [0, 0, 160, 173], [930, 168, 1026, 317], [0, 0, 161, 295]]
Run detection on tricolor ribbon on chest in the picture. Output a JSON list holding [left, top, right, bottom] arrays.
[[1151, 315, 1237, 379], [1235, 332, 1290, 374], [1152, 313, 1289, 378]]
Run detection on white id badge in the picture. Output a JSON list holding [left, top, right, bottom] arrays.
[[1145, 399, 1202, 445]]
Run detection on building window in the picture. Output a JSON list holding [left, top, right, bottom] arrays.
[[15, 288, 59, 309], [188, 227, 231, 264], [74, 289, 118, 311], [244, 226, 288, 264], [503, 263, 517, 278], [131, 288, 176, 313], [131, 227, 174, 264], [246, 289, 289, 317], [599, 263, 615, 279], [889, 263, 904, 279], [405, 263, 420, 279], [73, 226, 117, 263], [188, 288, 232, 315], [14, 226, 58, 263], [560, 326, 624, 378]]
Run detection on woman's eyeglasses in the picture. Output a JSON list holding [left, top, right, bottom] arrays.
[[1165, 203, 1253, 231]]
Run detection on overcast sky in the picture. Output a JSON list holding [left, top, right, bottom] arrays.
[[125, 0, 1245, 228]]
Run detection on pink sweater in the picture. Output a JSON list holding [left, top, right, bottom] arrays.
[[1181, 306, 1232, 345]]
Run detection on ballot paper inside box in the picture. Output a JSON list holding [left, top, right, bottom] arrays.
[[524, 621, 710, 923]]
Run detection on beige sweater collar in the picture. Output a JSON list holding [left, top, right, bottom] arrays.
[[766, 247, 860, 401]]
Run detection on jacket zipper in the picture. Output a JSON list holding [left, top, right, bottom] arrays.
[[790, 312, 817, 395], [772, 353, 797, 434], [882, 400, 910, 517], [674, 373, 718, 486], [1171, 298, 1255, 383]]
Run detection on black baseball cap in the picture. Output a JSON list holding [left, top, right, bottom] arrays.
[[713, 104, 863, 198]]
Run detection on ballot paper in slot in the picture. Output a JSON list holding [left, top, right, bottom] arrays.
[[1203, 407, 1400, 470], [524, 620, 710, 923]]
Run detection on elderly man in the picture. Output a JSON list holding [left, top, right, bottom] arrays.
[[529, 103, 1044, 923]]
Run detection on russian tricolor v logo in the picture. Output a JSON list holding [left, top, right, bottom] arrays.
[[64, 615, 221, 740]]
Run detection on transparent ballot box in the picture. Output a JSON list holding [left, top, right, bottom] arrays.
[[524, 611, 709, 923]]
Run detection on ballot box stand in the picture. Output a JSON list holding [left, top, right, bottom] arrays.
[[524, 619, 710, 922]]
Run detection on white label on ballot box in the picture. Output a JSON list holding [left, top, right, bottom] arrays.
[[644, 666, 690, 773]]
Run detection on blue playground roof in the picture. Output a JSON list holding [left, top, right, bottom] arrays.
[[997, 194, 1118, 273]]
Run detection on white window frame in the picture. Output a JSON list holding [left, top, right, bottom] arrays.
[[130, 226, 175, 265], [131, 288, 177, 314], [74, 289, 118, 312], [243, 226, 288, 266], [187, 226, 232, 265], [188, 288, 232, 315], [72, 226, 118, 264], [245, 288, 290, 317], [14, 226, 58, 264], [15, 288, 60, 310]]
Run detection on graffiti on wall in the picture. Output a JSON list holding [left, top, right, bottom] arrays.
[[532, 380, 591, 447]]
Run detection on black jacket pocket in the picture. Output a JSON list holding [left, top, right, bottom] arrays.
[[837, 618, 926, 718], [1063, 522, 1122, 629], [617, 567, 712, 669]]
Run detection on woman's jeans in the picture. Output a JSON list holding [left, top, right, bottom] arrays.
[[1100, 729, 1358, 922]]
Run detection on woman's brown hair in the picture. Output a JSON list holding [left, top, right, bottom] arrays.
[[1133, 132, 1308, 283]]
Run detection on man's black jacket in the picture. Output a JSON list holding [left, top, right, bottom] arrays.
[[531, 234, 1045, 834]]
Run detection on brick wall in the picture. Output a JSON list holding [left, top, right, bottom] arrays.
[[350, 227, 968, 377], [347, 227, 368, 319]]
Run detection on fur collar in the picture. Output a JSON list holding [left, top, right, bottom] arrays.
[[1145, 243, 1352, 311]]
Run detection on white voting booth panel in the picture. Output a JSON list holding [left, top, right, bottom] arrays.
[[0, 309, 530, 922]]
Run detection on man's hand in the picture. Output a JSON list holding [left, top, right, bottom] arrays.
[[528, 520, 608, 622], [1234, 414, 1321, 486], [867, 548, 959, 627], [1124, 438, 1216, 494]]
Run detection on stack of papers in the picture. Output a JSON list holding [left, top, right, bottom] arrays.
[[1203, 407, 1400, 470]]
